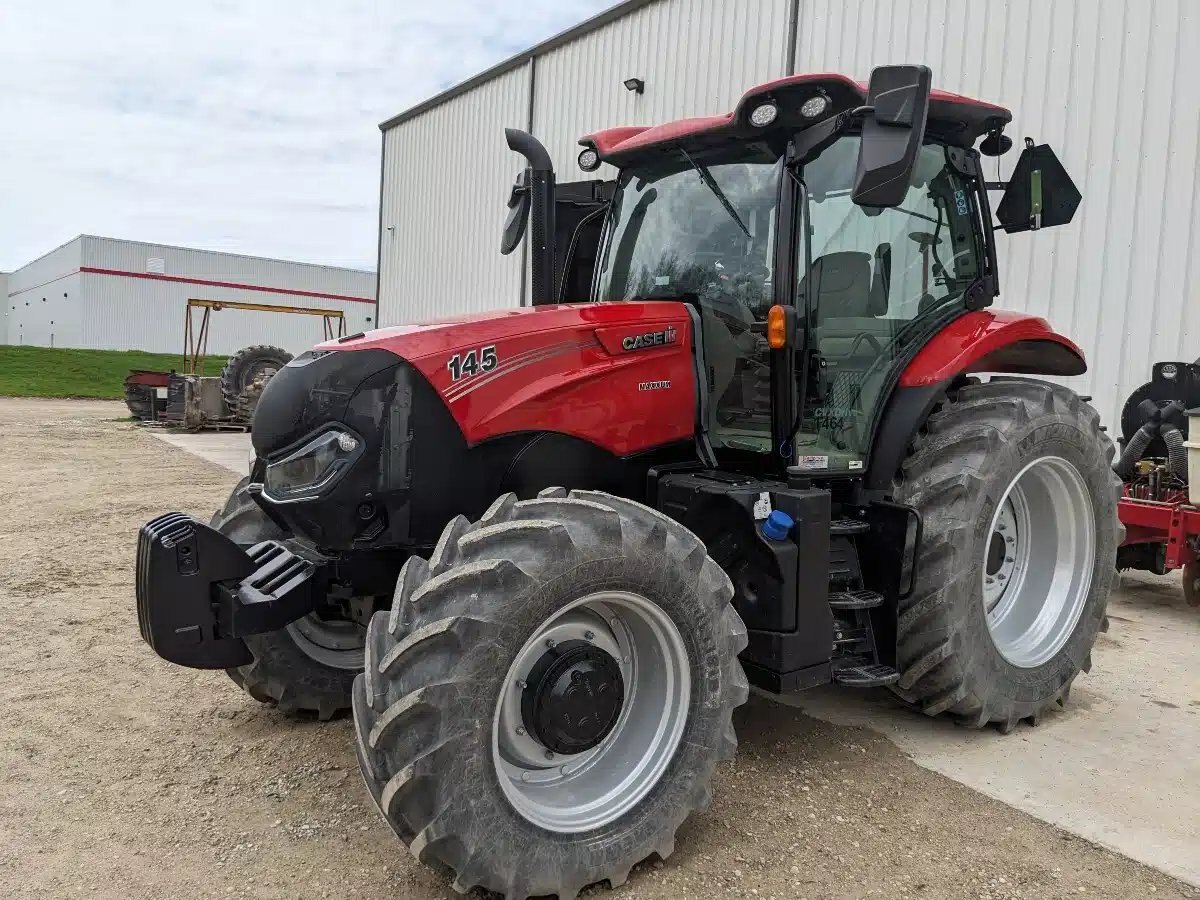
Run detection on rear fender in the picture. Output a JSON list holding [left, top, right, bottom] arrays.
[[898, 309, 1086, 387], [867, 310, 1086, 490]]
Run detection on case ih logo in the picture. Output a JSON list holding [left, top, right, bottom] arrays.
[[621, 326, 677, 352]]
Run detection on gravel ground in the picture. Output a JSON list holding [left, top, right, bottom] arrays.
[[0, 397, 1194, 900]]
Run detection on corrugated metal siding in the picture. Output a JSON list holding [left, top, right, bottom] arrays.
[[792, 0, 1200, 427], [377, 64, 533, 325], [5, 238, 82, 347], [6, 236, 81, 296], [0, 274, 8, 345], [77, 271, 372, 355], [80, 236, 375, 302], [533, 0, 792, 177], [6, 273, 81, 347]]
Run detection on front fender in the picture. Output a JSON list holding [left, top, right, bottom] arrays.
[[898, 309, 1086, 387]]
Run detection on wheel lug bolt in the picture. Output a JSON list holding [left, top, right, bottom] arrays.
[[1006, 536, 1015, 544], [1005, 556, 1014, 563], [998, 524, 1006, 531], [997, 574, 1006, 581], [986, 577, 995, 584], [516, 679, 527, 689], [545, 638, 556, 649], [584, 630, 595, 641], [515, 726, 525, 736], [544, 750, 554, 760]]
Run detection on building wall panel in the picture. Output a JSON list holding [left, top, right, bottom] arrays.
[[6, 236, 375, 354], [77, 271, 373, 356], [0, 273, 7, 345], [532, 0, 792, 178], [791, 0, 1200, 426], [5, 237, 82, 346], [377, 64, 532, 325]]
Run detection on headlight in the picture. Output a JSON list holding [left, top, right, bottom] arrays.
[[263, 428, 363, 502]]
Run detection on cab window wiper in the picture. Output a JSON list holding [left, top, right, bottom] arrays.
[[680, 149, 751, 239]]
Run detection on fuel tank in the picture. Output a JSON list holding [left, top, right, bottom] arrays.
[[322, 301, 696, 456]]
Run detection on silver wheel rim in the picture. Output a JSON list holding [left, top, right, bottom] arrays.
[[285, 613, 365, 670], [982, 456, 1095, 668], [492, 591, 691, 833]]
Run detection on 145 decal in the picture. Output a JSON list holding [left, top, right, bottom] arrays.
[[447, 345, 498, 381]]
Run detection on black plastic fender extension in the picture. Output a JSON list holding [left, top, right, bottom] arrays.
[[136, 513, 318, 669]]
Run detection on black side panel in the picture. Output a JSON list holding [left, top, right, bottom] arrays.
[[865, 382, 947, 492]]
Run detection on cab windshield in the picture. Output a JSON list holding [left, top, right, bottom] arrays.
[[595, 145, 783, 452]]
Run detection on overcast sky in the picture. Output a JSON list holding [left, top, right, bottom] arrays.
[[0, 0, 610, 272]]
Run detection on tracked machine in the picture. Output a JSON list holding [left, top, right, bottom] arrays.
[[136, 66, 1120, 898]]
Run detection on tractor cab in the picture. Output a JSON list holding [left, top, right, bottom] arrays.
[[507, 66, 1080, 479]]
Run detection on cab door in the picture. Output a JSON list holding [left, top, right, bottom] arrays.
[[791, 137, 986, 473]]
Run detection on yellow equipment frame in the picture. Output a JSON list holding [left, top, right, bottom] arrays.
[[182, 298, 347, 375]]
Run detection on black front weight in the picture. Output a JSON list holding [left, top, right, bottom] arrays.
[[136, 514, 318, 669]]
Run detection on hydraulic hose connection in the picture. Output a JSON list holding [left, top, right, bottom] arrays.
[[1162, 425, 1189, 481], [1114, 398, 1188, 480], [1114, 422, 1157, 479]]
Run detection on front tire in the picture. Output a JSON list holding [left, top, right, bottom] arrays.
[[352, 489, 748, 899], [211, 478, 362, 720], [892, 378, 1122, 730]]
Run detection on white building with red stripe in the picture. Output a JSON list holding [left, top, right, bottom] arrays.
[[4, 235, 376, 354]]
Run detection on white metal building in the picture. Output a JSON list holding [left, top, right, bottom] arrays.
[[4, 235, 376, 355], [376, 0, 1200, 429]]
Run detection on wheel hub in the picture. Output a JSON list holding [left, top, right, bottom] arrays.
[[521, 640, 624, 755], [492, 591, 691, 833]]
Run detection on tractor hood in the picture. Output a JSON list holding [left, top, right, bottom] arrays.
[[247, 299, 697, 551], [318, 301, 687, 366], [257, 299, 695, 461]]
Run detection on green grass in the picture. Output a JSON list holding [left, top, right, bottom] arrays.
[[0, 345, 224, 400]]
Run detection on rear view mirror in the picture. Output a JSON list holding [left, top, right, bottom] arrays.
[[852, 65, 932, 208], [995, 142, 1081, 233], [500, 169, 531, 255]]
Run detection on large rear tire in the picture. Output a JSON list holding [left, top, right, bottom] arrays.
[[892, 378, 1122, 731], [353, 489, 748, 899], [211, 478, 362, 720]]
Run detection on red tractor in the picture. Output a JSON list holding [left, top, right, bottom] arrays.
[[136, 66, 1120, 898]]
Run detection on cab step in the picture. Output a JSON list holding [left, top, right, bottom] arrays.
[[833, 663, 901, 688], [830, 517, 870, 536], [828, 589, 884, 609]]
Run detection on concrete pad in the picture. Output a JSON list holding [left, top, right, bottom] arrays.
[[771, 569, 1200, 886], [150, 429, 251, 476]]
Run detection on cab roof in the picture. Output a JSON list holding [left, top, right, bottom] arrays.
[[580, 72, 1012, 164]]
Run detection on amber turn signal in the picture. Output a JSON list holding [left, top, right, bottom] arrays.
[[767, 305, 788, 349]]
